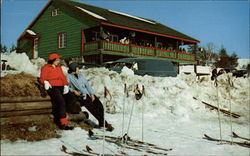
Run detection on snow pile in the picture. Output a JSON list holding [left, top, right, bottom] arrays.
[[121, 66, 134, 75], [236, 59, 250, 70], [1, 52, 249, 156], [1, 52, 46, 77]]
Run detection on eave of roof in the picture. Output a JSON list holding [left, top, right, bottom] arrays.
[[17, 0, 52, 42], [17, 0, 200, 44], [63, 0, 200, 43]]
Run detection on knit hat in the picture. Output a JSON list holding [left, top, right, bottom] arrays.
[[68, 62, 79, 73]]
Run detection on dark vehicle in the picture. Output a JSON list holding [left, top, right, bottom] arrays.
[[107, 58, 178, 77], [232, 70, 247, 78], [78, 63, 101, 69]]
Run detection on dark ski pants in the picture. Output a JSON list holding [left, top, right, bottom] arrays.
[[80, 95, 108, 127], [47, 86, 67, 124]]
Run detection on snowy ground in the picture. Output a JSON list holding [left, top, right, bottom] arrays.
[[1, 52, 250, 156]]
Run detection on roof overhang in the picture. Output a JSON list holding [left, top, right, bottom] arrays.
[[101, 22, 200, 44], [17, 0, 52, 42]]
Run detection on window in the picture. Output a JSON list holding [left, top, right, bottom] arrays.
[[52, 9, 59, 17], [58, 33, 67, 49]]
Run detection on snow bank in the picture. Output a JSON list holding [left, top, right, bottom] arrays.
[[1, 52, 46, 77], [1, 52, 249, 156], [237, 59, 250, 70]]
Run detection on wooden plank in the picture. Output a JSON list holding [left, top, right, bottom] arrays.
[[1, 101, 52, 112], [1, 114, 53, 125], [0, 96, 51, 103], [0, 108, 52, 117]]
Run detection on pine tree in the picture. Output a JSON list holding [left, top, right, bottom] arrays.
[[216, 46, 238, 69], [0, 44, 8, 53], [216, 46, 229, 68], [229, 52, 238, 68], [9, 44, 17, 52]]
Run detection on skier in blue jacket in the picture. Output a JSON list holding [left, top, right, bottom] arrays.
[[67, 62, 114, 131]]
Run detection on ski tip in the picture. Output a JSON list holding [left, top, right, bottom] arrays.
[[232, 132, 237, 137], [88, 130, 94, 137]]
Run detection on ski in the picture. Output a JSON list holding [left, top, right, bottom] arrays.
[[61, 145, 114, 156], [90, 133, 172, 155], [193, 97, 240, 118], [96, 133, 172, 152], [92, 135, 169, 155], [203, 134, 250, 148], [61, 144, 96, 156], [232, 132, 250, 141]]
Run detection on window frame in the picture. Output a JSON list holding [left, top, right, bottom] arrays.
[[58, 32, 67, 49], [51, 8, 59, 17]]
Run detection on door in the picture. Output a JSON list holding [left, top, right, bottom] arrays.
[[33, 38, 39, 58]]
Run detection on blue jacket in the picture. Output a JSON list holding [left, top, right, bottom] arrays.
[[67, 73, 95, 98]]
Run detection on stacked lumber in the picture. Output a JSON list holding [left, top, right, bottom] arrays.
[[0, 96, 52, 125]]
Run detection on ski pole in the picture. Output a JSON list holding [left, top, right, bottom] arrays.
[[215, 77, 222, 143], [121, 83, 127, 153], [141, 85, 145, 142], [122, 84, 127, 138], [227, 75, 233, 144], [103, 90, 106, 155], [127, 87, 136, 136]]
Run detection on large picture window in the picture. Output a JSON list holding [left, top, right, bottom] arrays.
[[58, 33, 67, 49]]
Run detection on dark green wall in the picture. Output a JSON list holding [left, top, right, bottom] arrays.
[[19, 1, 99, 60]]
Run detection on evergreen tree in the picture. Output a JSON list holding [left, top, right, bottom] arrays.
[[215, 46, 238, 69], [229, 52, 238, 68], [9, 44, 17, 52], [0, 44, 8, 53]]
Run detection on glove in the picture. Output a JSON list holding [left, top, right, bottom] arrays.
[[63, 85, 69, 94], [44, 81, 52, 90]]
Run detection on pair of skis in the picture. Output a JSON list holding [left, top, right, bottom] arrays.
[[204, 132, 250, 148], [61, 144, 113, 156], [89, 133, 172, 155], [61, 132, 172, 155]]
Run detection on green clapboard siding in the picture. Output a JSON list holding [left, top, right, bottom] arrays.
[[19, 1, 99, 60]]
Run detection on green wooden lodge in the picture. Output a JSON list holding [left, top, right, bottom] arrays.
[[17, 0, 200, 65]]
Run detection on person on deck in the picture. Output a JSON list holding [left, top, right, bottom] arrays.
[[40, 53, 73, 130], [67, 62, 114, 131]]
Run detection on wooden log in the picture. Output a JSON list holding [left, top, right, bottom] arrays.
[[1, 114, 53, 125], [1, 101, 52, 112], [0, 96, 51, 103], [0, 108, 52, 117]]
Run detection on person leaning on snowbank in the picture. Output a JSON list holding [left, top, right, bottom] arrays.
[[66, 62, 114, 131], [40, 53, 73, 130]]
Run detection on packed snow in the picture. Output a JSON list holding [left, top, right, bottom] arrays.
[[75, 6, 107, 21], [1, 52, 249, 156], [109, 9, 156, 25]]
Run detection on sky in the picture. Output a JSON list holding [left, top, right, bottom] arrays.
[[1, 0, 249, 58]]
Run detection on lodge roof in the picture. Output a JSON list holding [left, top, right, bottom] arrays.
[[58, 0, 200, 43]]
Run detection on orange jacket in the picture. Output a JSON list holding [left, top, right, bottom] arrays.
[[40, 64, 68, 86]]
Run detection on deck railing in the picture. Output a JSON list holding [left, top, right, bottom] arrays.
[[84, 40, 195, 62]]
